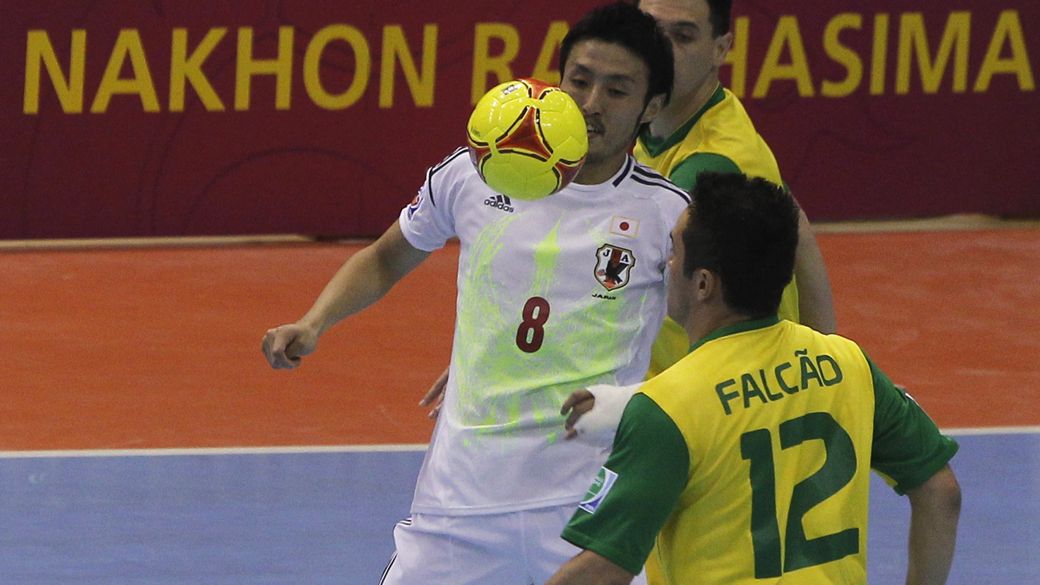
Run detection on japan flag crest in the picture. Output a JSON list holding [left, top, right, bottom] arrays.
[[595, 244, 635, 291]]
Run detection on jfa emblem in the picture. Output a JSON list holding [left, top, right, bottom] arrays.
[[595, 244, 635, 291]]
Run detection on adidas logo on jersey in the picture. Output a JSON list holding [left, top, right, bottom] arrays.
[[483, 194, 514, 213]]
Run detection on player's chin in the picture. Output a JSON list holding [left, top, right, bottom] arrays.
[[583, 142, 608, 164]]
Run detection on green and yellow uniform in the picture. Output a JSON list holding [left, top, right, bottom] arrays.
[[562, 317, 958, 584], [636, 85, 800, 377]]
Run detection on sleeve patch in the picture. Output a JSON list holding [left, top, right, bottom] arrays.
[[405, 191, 423, 220], [579, 467, 619, 514]]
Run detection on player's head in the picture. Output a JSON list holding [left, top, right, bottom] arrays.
[[559, 2, 674, 173], [667, 173, 798, 323], [638, 0, 733, 110], [560, 2, 674, 108]]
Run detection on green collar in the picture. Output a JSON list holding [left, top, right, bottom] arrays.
[[639, 84, 726, 156], [688, 314, 781, 353]]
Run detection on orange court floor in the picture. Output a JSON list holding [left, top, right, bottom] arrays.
[[1, 220, 1038, 451]]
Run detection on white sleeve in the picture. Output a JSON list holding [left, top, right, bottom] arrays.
[[398, 148, 468, 251]]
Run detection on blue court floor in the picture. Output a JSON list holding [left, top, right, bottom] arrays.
[[1, 431, 1037, 584]]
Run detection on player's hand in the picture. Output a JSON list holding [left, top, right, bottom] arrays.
[[419, 367, 448, 419], [561, 390, 596, 439], [261, 323, 318, 369], [561, 383, 641, 446]]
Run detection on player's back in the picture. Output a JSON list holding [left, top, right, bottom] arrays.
[[641, 318, 876, 584]]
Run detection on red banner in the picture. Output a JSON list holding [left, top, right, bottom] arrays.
[[3, 1, 1037, 238]]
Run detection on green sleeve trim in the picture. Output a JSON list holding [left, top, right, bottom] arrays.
[[668, 153, 742, 191], [868, 356, 959, 495], [638, 84, 726, 156], [561, 394, 689, 575]]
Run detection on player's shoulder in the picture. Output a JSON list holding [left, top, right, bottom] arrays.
[[703, 88, 758, 135], [782, 320, 872, 368], [615, 157, 691, 207], [425, 146, 473, 180], [421, 146, 481, 204]]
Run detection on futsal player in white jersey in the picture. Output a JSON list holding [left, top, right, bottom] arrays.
[[262, 3, 685, 583]]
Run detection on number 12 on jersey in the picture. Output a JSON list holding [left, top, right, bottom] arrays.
[[740, 412, 860, 578]]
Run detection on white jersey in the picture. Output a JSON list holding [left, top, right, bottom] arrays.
[[398, 148, 690, 515]]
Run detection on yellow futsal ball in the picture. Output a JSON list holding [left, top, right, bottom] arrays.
[[466, 78, 588, 200]]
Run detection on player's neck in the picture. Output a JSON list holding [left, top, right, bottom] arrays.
[[683, 306, 749, 348], [649, 79, 720, 140], [574, 152, 628, 186]]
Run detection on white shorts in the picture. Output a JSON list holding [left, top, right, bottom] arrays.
[[378, 505, 647, 585]]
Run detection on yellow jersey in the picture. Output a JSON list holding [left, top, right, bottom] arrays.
[[562, 317, 958, 584]]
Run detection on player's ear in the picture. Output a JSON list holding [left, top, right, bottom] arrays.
[[714, 32, 733, 66], [640, 93, 666, 125], [694, 268, 718, 302]]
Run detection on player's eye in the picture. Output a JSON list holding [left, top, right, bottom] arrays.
[[668, 29, 697, 45]]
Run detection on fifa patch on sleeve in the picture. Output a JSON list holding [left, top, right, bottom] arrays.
[[579, 467, 619, 514], [406, 191, 423, 220]]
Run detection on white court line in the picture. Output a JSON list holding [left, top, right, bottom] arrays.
[[0, 426, 1037, 459], [943, 425, 1040, 436], [0, 444, 429, 459]]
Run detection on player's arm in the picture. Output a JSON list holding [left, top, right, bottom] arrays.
[[561, 383, 642, 445], [791, 198, 837, 333], [551, 394, 689, 583], [906, 464, 961, 585], [547, 550, 633, 585], [262, 221, 430, 369], [867, 356, 960, 585], [419, 366, 449, 418]]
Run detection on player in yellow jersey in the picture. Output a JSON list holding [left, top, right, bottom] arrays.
[[633, 3, 837, 579], [636, 0, 836, 378], [548, 173, 961, 585]]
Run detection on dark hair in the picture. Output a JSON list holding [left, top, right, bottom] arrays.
[[559, 1, 674, 106], [636, 0, 732, 37], [681, 173, 799, 318], [706, 0, 732, 36]]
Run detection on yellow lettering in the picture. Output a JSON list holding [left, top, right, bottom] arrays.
[[974, 10, 1035, 92], [530, 21, 569, 84], [471, 23, 520, 103], [896, 12, 970, 94], [235, 26, 294, 111], [91, 29, 159, 113], [870, 14, 890, 95], [24, 30, 86, 114], [379, 24, 437, 109], [303, 25, 371, 110], [170, 28, 225, 112], [821, 14, 863, 97], [752, 16, 814, 98], [725, 16, 750, 98]]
